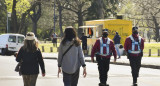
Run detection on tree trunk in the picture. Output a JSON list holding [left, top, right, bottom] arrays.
[[77, 10, 83, 38], [152, 16, 159, 42], [18, 13, 27, 33], [11, 0, 18, 33], [58, 4, 63, 37], [97, 0, 104, 19], [78, 11, 83, 27], [33, 22, 37, 36], [24, 25, 28, 36], [29, 3, 41, 37]]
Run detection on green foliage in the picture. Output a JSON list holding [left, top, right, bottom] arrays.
[[86, 0, 98, 20], [16, 0, 31, 17], [0, 0, 7, 34], [5, 0, 31, 15], [5, 0, 12, 12], [87, 0, 119, 20]]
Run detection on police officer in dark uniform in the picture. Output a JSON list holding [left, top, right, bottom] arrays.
[[91, 29, 117, 86], [80, 32, 88, 55], [124, 27, 144, 85]]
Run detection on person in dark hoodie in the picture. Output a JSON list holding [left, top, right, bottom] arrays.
[[16, 32, 45, 86], [113, 32, 121, 59], [80, 32, 88, 55]]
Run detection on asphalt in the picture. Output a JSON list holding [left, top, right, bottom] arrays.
[[42, 53, 160, 69]]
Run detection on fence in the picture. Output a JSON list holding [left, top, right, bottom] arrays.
[[148, 49, 160, 57], [41, 46, 59, 53]]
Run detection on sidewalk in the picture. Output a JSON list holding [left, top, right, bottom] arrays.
[[42, 53, 160, 69]]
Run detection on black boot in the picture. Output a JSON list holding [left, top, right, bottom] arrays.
[[99, 83, 106, 86], [99, 83, 109, 86]]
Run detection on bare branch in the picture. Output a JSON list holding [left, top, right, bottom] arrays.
[[62, 6, 77, 13]]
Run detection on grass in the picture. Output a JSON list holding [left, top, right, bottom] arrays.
[[38, 43, 60, 53], [39, 42, 160, 57], [143, 43, 160, 57]]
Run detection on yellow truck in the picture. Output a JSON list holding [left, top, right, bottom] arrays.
[[79, 19, 132, 55]]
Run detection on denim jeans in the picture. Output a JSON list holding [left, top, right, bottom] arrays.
[[115, 44, 120, 57], [63, 69, 80, 86]]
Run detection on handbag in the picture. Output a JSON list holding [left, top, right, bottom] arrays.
[[15, 61, 22, 76]]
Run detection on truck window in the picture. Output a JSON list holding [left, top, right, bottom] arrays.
[[18, 36, 24, 43], [88, 28, 93, 38], [8, 36, 16, 43]]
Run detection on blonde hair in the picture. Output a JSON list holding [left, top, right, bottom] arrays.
[[23, 32, 38, 52]]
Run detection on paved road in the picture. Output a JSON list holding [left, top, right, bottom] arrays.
[[0, 55, 160, 86]]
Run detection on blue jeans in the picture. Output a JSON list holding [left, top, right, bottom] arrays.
[[63, 69, 80, 86], [115, 44, 120, 57]]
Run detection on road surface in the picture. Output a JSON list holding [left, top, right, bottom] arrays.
[[0, 55, 160, 86]]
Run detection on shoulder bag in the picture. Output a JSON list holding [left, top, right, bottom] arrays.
[[61, 43, 74, 62]]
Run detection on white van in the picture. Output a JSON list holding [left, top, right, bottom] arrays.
[[0, 34, 25, 55]]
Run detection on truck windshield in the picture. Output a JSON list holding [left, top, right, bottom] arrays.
[[8, 36, 16, 43]]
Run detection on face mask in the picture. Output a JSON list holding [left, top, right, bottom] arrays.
[[103, 33, 108, 38], [133, 31, 138, 35]]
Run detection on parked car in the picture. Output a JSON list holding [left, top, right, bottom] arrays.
[[0, 33, 25, 55]]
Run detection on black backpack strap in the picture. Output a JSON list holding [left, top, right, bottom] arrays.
[[61, 43, 74, 61]]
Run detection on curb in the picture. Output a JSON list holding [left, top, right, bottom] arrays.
[[44, 57, 160, 69]]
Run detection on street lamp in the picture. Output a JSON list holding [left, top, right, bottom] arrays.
[[7, 12, 11, 33]]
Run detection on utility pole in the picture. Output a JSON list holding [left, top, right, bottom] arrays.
[[7, 12, 8, 33], [53, 0, 56, 33], [7, 12, 11, 33]]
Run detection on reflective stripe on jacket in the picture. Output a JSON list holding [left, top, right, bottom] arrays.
[[91, 37, 117, 59]]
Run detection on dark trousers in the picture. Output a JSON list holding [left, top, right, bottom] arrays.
[[128, 56, 142, 83], [22, 74, 38, 86], [63, 69, 80, 86], [53, 43, 57, 47], [97, 57, 110, 84], [52, 38, 57, 47], [82, 43, 87, 50]]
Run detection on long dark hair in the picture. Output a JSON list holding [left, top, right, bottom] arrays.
[[62, 26, 81, 46], [23, 32, 38, 52]]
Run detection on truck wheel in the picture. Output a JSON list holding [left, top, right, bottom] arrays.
[[1, 49, 7, 55]]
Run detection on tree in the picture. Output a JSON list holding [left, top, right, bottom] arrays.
[[11, 0, 18, 33], [29, 1, 41, 37], [62, 0, 91, 37], [62, 0, 90, 26], [5, 0, 31, 33], [133, 0, 160, 42], [0, 0, 7, 33], [87, 0, 118, 20], [56, 0, 66, 37], [16, 0, 31, 34]]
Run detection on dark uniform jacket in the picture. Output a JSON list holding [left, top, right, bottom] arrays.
[[124, 34, 144, 57], [91, 37, 117, 59]]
